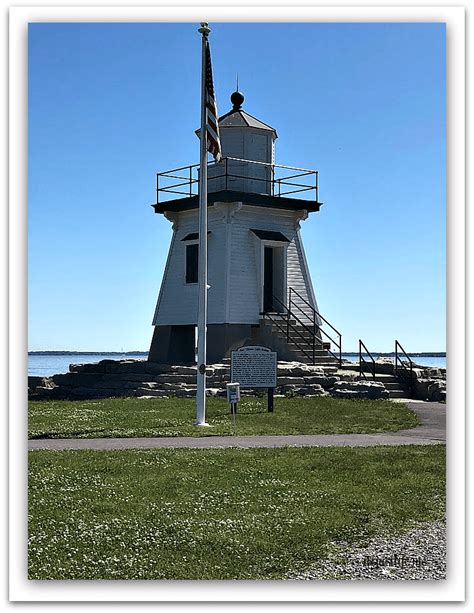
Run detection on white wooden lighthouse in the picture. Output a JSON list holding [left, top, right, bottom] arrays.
[[149, 91, 340, 365]]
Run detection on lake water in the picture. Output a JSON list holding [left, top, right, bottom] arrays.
[[28, 354, 148, 377], [28, 352, 446, 377], [343, 354, 446, 369]]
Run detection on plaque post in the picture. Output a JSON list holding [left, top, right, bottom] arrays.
[[267, 387, 274, 413]]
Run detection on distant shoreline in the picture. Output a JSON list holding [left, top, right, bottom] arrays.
[[29, 350, 446, 357], [28, 351, 149, 356], [341, 352, 446, 358]]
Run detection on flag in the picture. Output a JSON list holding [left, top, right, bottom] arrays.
[[204, 40, 222, 162]]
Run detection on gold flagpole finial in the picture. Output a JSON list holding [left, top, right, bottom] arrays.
[[198, 23, 210, 35]]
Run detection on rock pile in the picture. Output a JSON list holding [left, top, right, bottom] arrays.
[[331, 380, 390, 400], [28, 359, 392, 401], [360, 359, 447, 403]]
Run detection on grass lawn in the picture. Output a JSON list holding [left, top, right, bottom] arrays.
[[28, 396, 419, 439], [28, 445, 446, 579]]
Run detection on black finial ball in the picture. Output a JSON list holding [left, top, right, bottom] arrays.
[[231, 90, 244, 110]]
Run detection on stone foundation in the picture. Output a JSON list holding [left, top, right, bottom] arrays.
[[359, 358, 447, 402], [29, 357, 445, 402], [27, 359, 364, 401]]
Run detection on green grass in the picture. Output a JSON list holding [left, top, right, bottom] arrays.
[[28, 396, 419, 439], [28, 445, 446, 579]]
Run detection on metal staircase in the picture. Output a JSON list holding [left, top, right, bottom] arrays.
[[261, 287, 342, 366]]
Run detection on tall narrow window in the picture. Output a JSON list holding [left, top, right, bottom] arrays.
[[185, 243, 199, 284]]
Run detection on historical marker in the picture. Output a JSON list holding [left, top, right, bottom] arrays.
[[231, 346, 277, 388]]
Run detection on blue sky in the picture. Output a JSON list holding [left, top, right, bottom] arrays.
[[28, 22, 445, 352]]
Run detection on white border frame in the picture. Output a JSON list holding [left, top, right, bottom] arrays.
[[9, 4, 465, 603]]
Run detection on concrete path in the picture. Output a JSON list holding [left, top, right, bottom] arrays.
[[28, 401, 445, 451]]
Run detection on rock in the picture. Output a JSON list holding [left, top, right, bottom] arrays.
[[51, 372, 105, 387], [172, 365, 198, 375], [330, 381, 389, 400], [135, 388, 170, 397], [28, 375, 46, 388], [143, 362, 174, 375], [372, 358, 396, 375], [277, 362, 324, 377], [295, 385, 328, 397], [208, 366, 229, 377], [136, 382, 160, 390], [160, 382, 190, 391], [428, 380, 446, 402], [104, 360, 148, 374], [174, 388, 197, 398], [154, 373, 197, 384], [32, 385, 61, 399], [118, 373, 157, 382], [277, 376, 305, 386], [412, 378, 446, 401], [303, 375, 340, 388], [68, 387, 121, 399], [28, 376, 55, 394], [69, 360, 114, 373], [419, 367, 446, 380], [92, 379, 139, 390]]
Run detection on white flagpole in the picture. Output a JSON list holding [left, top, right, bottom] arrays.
[[195, 22, 210, 426]]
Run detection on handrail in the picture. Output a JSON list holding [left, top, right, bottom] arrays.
[[270, 295, 318, 352], [289, 286, 341, 338], [264, 292, 341, 366], [288, 297, 339, 348], [225, 156, 317, 174], [262, 310, 314, 364], [359, 339, 376, 380], [395, 340, 414, 389], [289, 287, 342, 365], [155, 157, 319, 204]]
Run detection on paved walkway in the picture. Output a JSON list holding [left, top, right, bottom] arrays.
[[28, 401, 445, 451]]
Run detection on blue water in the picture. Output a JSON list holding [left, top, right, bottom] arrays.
[[343, 354, 446, 369], [28, 353, 148, 377]]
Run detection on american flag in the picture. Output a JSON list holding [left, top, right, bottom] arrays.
[[204, 40, 222, 162]]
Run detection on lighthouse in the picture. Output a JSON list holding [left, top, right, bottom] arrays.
[[149, 91, 341, 365]]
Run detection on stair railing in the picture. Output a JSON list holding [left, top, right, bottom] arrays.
[[395, 340, 414, 390], [269, 294, 320, 363], [262, 301, 314, 364], [358, 339, 376, 380], [288, 287, 342, 366]]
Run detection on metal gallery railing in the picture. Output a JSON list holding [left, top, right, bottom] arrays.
[[155, 157, 319, 204]]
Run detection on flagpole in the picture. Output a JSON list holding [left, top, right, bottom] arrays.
[[195, 22, 210, 426]]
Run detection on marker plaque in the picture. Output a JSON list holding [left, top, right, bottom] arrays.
[[230, 346, 277, 389]]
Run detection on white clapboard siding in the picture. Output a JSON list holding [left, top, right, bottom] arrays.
[[154, 202, 319, 327], [286, 230, 319, 325], [153, 209, 227, 326], [227, 206, 299, 323]]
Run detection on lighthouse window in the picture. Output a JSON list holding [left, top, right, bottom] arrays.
[[185, 243, 199, 284]]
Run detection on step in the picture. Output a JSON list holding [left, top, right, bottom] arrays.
[[382, 382, 408, 391], [288, 354, 335, 363], [387, 389, 411, 399], [286, 345, 329, 356], [373, 374, 399, 383]]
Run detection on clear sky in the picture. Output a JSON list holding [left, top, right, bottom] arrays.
[[28, 22, 445, 352]]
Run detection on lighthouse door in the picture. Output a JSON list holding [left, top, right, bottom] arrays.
[[263, 246, 274, 312]]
